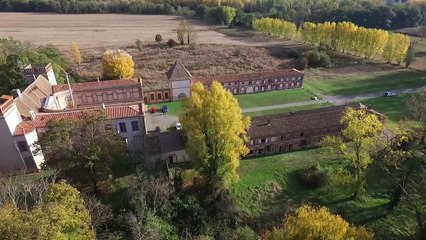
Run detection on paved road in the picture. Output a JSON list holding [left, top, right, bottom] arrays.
[[242, 100, 327, 113], [322, 86, 426, 106]]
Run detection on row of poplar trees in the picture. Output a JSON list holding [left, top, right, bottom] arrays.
[[252, 18, 411, 65]]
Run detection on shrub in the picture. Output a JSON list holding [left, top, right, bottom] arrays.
[[233, 226, 257, 240], [155, 34, 163, 43], [167, 39, 177, 48], [296, 165, 326, 188], [302, 50, 331, 68], [287, 49, 301, 59]]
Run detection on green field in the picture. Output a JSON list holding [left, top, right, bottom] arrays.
[[148, 100, 184, 116], [361, 93, 417, 121], [236, 88, 314, 108], [305, 70, 426, 96], [230, 149, 420, 239], [245, 103, 331, 117]]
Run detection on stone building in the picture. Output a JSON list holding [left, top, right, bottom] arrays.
[[247, 104, 383, 157]]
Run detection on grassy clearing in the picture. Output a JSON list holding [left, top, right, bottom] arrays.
[[305, 70, 426, 96], [236, 89, 314, 108], [361, 93, 417, 121], [245, 102, 331, 117], [148, 100, 184, 116], [231, 149, 420, 239]]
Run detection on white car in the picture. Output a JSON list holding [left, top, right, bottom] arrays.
[[176, 122, 182, 130]]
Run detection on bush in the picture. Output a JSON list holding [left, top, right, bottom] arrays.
[[287, 49, 301, 59], [296, 165, 326, 188], [167, 39, 177, 48], [233, 226, 256, 240], [155, 34, 163, 43], [302, 50, 332, 68]]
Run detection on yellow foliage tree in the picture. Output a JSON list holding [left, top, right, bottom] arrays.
[[0, 182, 95, 240], [70, 41, 82, 65], [264, 205, 374, 240], [384, 33, 411, 64], [102, 49, 134, 79], [180, 82, 250, 187], [322, 108, 383, 199], [253, 18, 297, 40]]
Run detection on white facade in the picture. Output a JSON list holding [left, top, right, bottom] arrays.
[[113, 116, 145, 150], [170, 80, 191, 101]]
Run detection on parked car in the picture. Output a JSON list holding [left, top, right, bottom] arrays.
[[162, 105, 169, 114], [150, 106, 157, 113], [176, 122, 182, 130], [384, 91, 396, 97]]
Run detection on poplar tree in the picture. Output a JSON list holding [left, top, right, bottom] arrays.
[[70, 41, 82, 65], [180, 81, 251, 188]]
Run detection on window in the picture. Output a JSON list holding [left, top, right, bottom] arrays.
[[261, 138, 266, 143], [150, 93, 155, 101], [157, 93, 162, 100], [81, 95, 87, 103], [119, 122, 127, 132], [131, 121, 139, 131], [300, 132, 304, 137], [17, 141, 29, 152], [164, 92, 169, 99]]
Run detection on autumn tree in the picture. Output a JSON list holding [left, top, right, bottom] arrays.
[[264, 205, 374, 240], [38, 111, 129, 194], [102, 49, 134, 79], [253, 18, 297, 40], [405, 43, 416, 68], [0, 182, 95, 239], [219, 6, 237, 27], [322, 108, 383, 199], [177, 20, 188, 45], [180, 82, 250, 188], [70, 41, 82, 65]]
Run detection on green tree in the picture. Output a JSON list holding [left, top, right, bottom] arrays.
[[38, 111, 128, 194], [264, 205, 374, 240], [180, 82, 250, 188], [322, 108, 384, 199], [405, 43, 416, 68], [155, 34, 163, 43], [220, 6, 237, 27], [102, 49, 134, 79]]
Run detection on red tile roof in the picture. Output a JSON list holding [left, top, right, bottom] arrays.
[[26, 105, 142, 129], [13, 121, 37, 136], [192, 69, 303, 85], [0, 95, 14, 115], [53, 79, 140, 93]]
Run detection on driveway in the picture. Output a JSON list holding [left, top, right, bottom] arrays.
[[323, 86, 425, 105], [145, 112, 179, 132]]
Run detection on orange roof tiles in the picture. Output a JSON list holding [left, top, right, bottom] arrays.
[[0, 95, 14, 115], [192, 69, 303, 85], [53, 79, 140, 93], [13, 121, 36, 136], [27, 105, 142, 129]]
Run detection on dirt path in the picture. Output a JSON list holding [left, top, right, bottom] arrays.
[[242, 100, 326, 113], [323, 86, 425, 105]]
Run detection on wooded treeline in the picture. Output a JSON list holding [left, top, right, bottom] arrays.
[[0, 0, 425, 30]]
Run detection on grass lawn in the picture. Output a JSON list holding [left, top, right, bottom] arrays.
[[236, 88, 314, 108], [305, 70, 426, 96], [361, 93, 417, 121], [245, 103, 331, 117], [230, 148, 420, 239], [148, 100, 184, 116]]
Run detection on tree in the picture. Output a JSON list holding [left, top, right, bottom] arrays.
[[167, 39, 177, 48], [102, 49, 134, 79], [405, 43, 416, 68], [322, 108, 383, 199], [0, 182, 95, 240], [264, 205, 374, 240], [38, 111, 128, 194], [70, 41, 82, 65], [219, 6, 237, 27], [155, 34, 163, 43], [180, 82, 250, 188], [177, 20, 188, 45], [135, 39, 143, 53]]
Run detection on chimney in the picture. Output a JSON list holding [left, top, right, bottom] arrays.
[[268, 119, 271, 126], [102, 103, 106, 109], [138, 77, 143, 84], [97, 77, 100, 82], [138, 102, 144, 114], [10, 89, 22, 98]]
